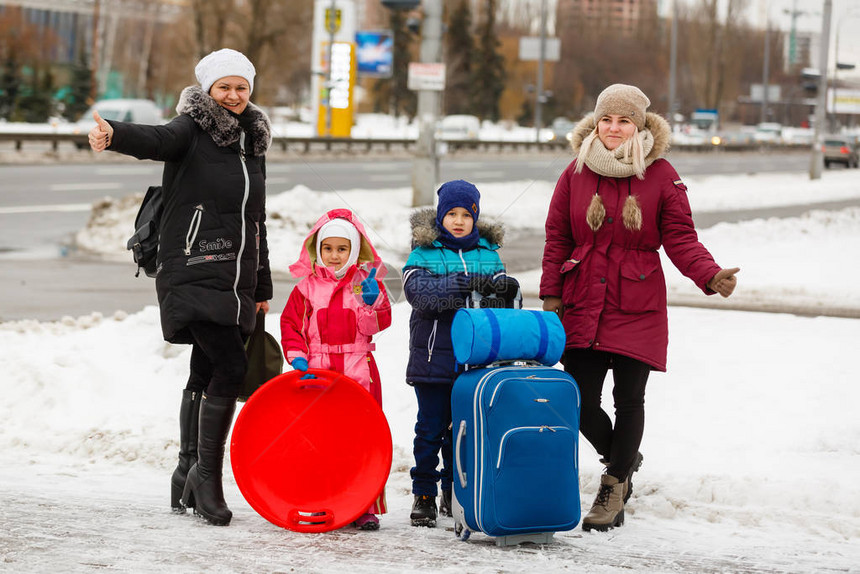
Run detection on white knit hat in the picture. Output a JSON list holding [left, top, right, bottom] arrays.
[[195, 48, 256, 94], [316, 218, 360, 278]]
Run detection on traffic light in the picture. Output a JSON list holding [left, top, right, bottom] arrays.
[[801, 68, 820, 95], [380, 0, 420, 9]]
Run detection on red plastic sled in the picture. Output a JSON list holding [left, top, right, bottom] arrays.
[[230, 369, 392, 532]]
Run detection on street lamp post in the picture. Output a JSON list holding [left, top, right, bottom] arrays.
[[533, 0, 547, 142], [809, 0, 832, 180], [410, 0, 442, 207], [324, 0, 336, 137], [668, 0, 678, 131], [762, 20, 770, 124]]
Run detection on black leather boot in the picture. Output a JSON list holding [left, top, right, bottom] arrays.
[[181, 394, 236, 526], [171, 390, 201, 513], [410, 495, 437, 527], [438, 489, 452, 517]]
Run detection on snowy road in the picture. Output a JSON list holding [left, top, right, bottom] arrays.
[[2, 302, 859, 574], [2, 456, 856, 574]]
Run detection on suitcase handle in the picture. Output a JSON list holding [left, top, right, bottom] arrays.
[[468, 289, 522, 309], [456, 419, 467, 488]]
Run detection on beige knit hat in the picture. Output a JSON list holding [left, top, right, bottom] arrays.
[[593, 84, 650, 130]]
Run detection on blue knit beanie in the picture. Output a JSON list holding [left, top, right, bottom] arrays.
[[436, 179, 480, 222], [435, 179, 481, 249]]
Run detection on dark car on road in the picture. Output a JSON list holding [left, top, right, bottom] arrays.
[[823, 135, 859, 168]]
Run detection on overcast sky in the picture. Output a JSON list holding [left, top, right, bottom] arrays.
[[737, 0, 859, 79]]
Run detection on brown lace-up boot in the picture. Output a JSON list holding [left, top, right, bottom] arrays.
[[600, 451, 644, 503], [582, 474, 625, 532]]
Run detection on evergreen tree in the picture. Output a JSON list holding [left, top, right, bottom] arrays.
[[16, 65, 55, 123], [517, 98, 533, 126], [63, 56, 93, 122], [0, 57, 20, 121], [444, 0, 474, 116], [470, 0, 505, 122], [382, 9, 416, 119]]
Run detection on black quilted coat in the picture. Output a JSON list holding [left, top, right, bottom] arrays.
[[107, 86, 273, 343]]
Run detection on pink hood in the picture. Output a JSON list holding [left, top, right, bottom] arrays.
[[289, 208, 388, 280]]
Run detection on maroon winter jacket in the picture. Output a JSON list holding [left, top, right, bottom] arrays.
[[540, 158, 721, 371]]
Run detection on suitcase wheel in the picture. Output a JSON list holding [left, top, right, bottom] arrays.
[[455, 521, 471, 541]]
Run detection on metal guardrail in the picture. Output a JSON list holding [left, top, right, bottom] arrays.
[[0, 132, 568, 153], [0, 131, 812, 154], [0, 132, 90, 151]]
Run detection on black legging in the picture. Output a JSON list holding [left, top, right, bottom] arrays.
[[563, 348, 650, 481], [185, 322, 247, 399]]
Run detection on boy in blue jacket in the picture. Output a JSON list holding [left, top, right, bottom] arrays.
[[402, 179, 519, 527]]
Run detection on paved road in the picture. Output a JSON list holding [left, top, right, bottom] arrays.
[[1, 150, 856, 322]]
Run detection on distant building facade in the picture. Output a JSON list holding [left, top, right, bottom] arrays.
[[556, 0, 658, 33]]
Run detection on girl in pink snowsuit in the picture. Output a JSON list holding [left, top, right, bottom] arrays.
[[280, 208, 391, 530]]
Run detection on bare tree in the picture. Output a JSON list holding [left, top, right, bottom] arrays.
[[189, 0, 233, 59], [179, 0, 313, 107]]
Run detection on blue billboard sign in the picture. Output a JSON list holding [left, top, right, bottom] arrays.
[[355, 30, 393, 78]]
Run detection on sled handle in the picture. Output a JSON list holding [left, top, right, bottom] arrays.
[[280, 368, 348, 390], [456, 419, 467, 488]]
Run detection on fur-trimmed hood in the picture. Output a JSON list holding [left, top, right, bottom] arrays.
[[289, 208, 386, 280], [409, 207, 504, 249], [176, 86, 271, 156], [570, 111, 671, 163]]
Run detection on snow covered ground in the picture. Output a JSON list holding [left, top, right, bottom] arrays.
[[2, 168, 860, 572]]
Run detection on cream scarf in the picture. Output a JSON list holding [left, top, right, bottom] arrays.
[[581, 129, 655, 179], [580, 130, 655, 232]]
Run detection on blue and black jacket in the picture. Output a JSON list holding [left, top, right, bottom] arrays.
[[402, 208, 511, 385]]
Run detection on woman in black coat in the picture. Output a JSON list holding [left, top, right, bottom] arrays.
[[89, 48, 272, 526]]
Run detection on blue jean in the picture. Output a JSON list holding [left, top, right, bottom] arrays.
[[410, 383, 453, 496]]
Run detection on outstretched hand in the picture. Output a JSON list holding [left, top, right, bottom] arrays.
[[707, 267, 740, 298], [88, 110, 114, 152], [360, 267, 380, 305]]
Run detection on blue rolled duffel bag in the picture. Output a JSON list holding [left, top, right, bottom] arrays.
[[451, 308, 565, 367]]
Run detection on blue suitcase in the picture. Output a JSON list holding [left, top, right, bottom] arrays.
[[451, 362, 581, 545]]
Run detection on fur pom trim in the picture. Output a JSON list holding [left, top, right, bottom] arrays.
[[622, 194, 643, 231], [409, 207, 505, 248], [585, 193, 642, 232], [175, 86, 271, 156], [586, 194, 606, 232]]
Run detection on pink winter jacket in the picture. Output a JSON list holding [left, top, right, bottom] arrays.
[[280, 209, 391, 391]]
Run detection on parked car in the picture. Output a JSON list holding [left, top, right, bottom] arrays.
[[822, 135, 859, 168], [753, 122, 783, 144], [436, 115, 480, 140], [546, 117, 575, 143], [73, 99, 164, 147]]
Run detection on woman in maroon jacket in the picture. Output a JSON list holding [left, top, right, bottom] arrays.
[[540, 84, 739, 532]]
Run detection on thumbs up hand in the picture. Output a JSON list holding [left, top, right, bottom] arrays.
[[360, 267, 380, 306], [707, 267, 740, 298], [88, 110, 114, 152]]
